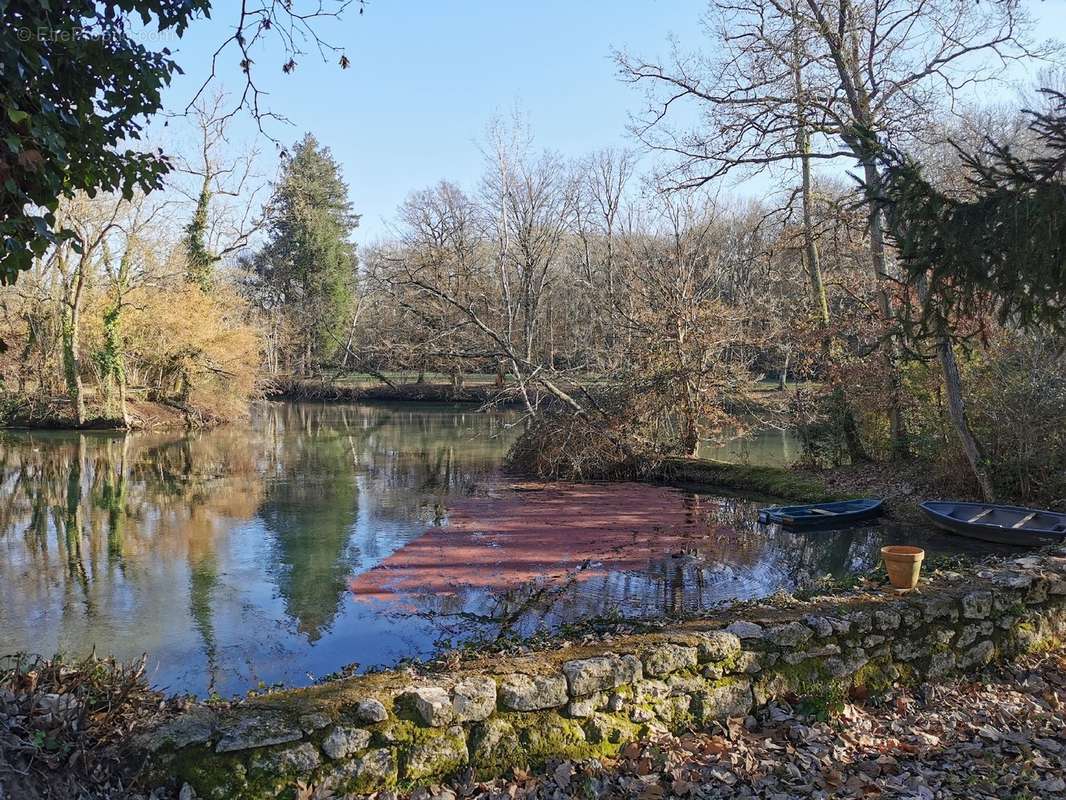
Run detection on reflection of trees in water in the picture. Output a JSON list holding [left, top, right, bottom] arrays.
[[0, 428, 265, 659], [387, 498, 889, 642], [254, 402, 519, 642]]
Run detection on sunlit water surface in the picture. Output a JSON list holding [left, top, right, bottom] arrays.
[[0, 402, 1005, 696]]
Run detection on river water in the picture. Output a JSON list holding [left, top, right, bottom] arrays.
[[0, 402, 1005, 696]]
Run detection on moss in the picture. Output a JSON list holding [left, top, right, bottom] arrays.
[[513, 712, 594, 764], [170, 746, 249, 800], [656, 457, 838, 502], [400, 726, 468, 786], [469, 717, 525, 779], [852, 659, 915, 702], [583, 712, 641, 756], [759, 660, 846, 721]]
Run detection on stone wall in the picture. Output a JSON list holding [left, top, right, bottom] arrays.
[[141, 551, 1066, 799]]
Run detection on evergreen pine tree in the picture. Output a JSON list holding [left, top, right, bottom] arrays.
[[255, 134, 359, 374]]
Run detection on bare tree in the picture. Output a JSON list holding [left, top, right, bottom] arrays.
[[619, 0, 1052, 458], [172, 92, 265, 291]]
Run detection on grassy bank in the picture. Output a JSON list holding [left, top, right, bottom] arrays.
[[265, 377, 535, 406], [653, 456, 840, 503]]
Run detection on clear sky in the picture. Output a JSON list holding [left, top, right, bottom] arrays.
[[155, 0, 1066, 244]]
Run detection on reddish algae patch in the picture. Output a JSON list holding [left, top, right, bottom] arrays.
[[348, 482, 744, 601]]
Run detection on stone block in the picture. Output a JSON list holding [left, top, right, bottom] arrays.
[[215, 711, 302, 753], [322, 726, 371, 761], [498, 674, 568, 711], [961, 591, 993, 620], [562, 654, 641, 696], [641, 644, 698, 677], [404, 726, 468, 782], [696, 631, 742, 662], [452, 677, 496, 722], [401, 687, 454, 727]]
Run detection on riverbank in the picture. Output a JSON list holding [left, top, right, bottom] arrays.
[[652, 456, 989, 524], [264, 377, 534, 406], [0, 392, 230, 431]]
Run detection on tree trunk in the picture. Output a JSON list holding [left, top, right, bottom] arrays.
[[62, 304, 85, 426], [861, 158, 909, 459], [936, 336, 995, 501], [778, 345, 791, 391]]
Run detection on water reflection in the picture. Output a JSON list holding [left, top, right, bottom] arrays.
[[698, 425, 801, 467], [0, 403, 516, 695], [0, 402, 1005, 697]]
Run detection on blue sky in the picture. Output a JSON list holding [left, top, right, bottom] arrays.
[[156, 0, 1066, 243]]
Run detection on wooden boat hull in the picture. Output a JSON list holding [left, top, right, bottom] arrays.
[[919, 501, 1066, 546], [757, 498, 883, 529]]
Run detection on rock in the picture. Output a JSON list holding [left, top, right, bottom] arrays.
[[634, 679, 670, 703], [179, 784, 196, 800], [353, 698, 389, 724], [892, 639, 925, 661], [920, 596, 957, 623], [405, 726, 468, 781], [725, 621, 764, 639], [630, 706, 656, 723], [766, 622, 813, 648], [249, 742, 321, 775], [993, 571, 1032, 590], [696, 631, 742, 662], [498, 674, 569, 711], [847, 611, 872, 633], [337, 748, 397, 792], [873, 609, 901, 630], [803, 615, 834, 638], [607, 692, 625, 712], [1012, 556, 1045, 570], [641, 644, 698, 677], [828, 617, 852, 635], [927, 651, 956, 678], [322, 725, 372, 760], [567, 692, 605, 718], [584, 712, 638, 747], [299, 712, 331, 733], [141, 707, 218, 752], [469, 717, 521, 774], [956, 623, 988, 649], [1026, 579, 1050, 604], [562, 654, 641, 696], [961, 591, 993, 619], [696, 680, 753, 723], [452, 677, 496, 722], [803, 644, 840, 658], [958, 640, 995, 669], [402, 687, 454, 727], [215, 711, 302, 753]]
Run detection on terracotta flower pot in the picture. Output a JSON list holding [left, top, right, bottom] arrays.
[[881, 545, 925, 591]]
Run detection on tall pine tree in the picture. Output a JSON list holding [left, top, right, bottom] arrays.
[[255, 134, 359, 374]]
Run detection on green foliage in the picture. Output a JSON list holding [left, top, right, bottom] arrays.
[[0, 1, 210, 282], [253, 133, 359, 371], [878, 90, 1066, 337]]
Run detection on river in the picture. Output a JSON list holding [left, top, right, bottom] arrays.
[[0, 401, 1006, 696]]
